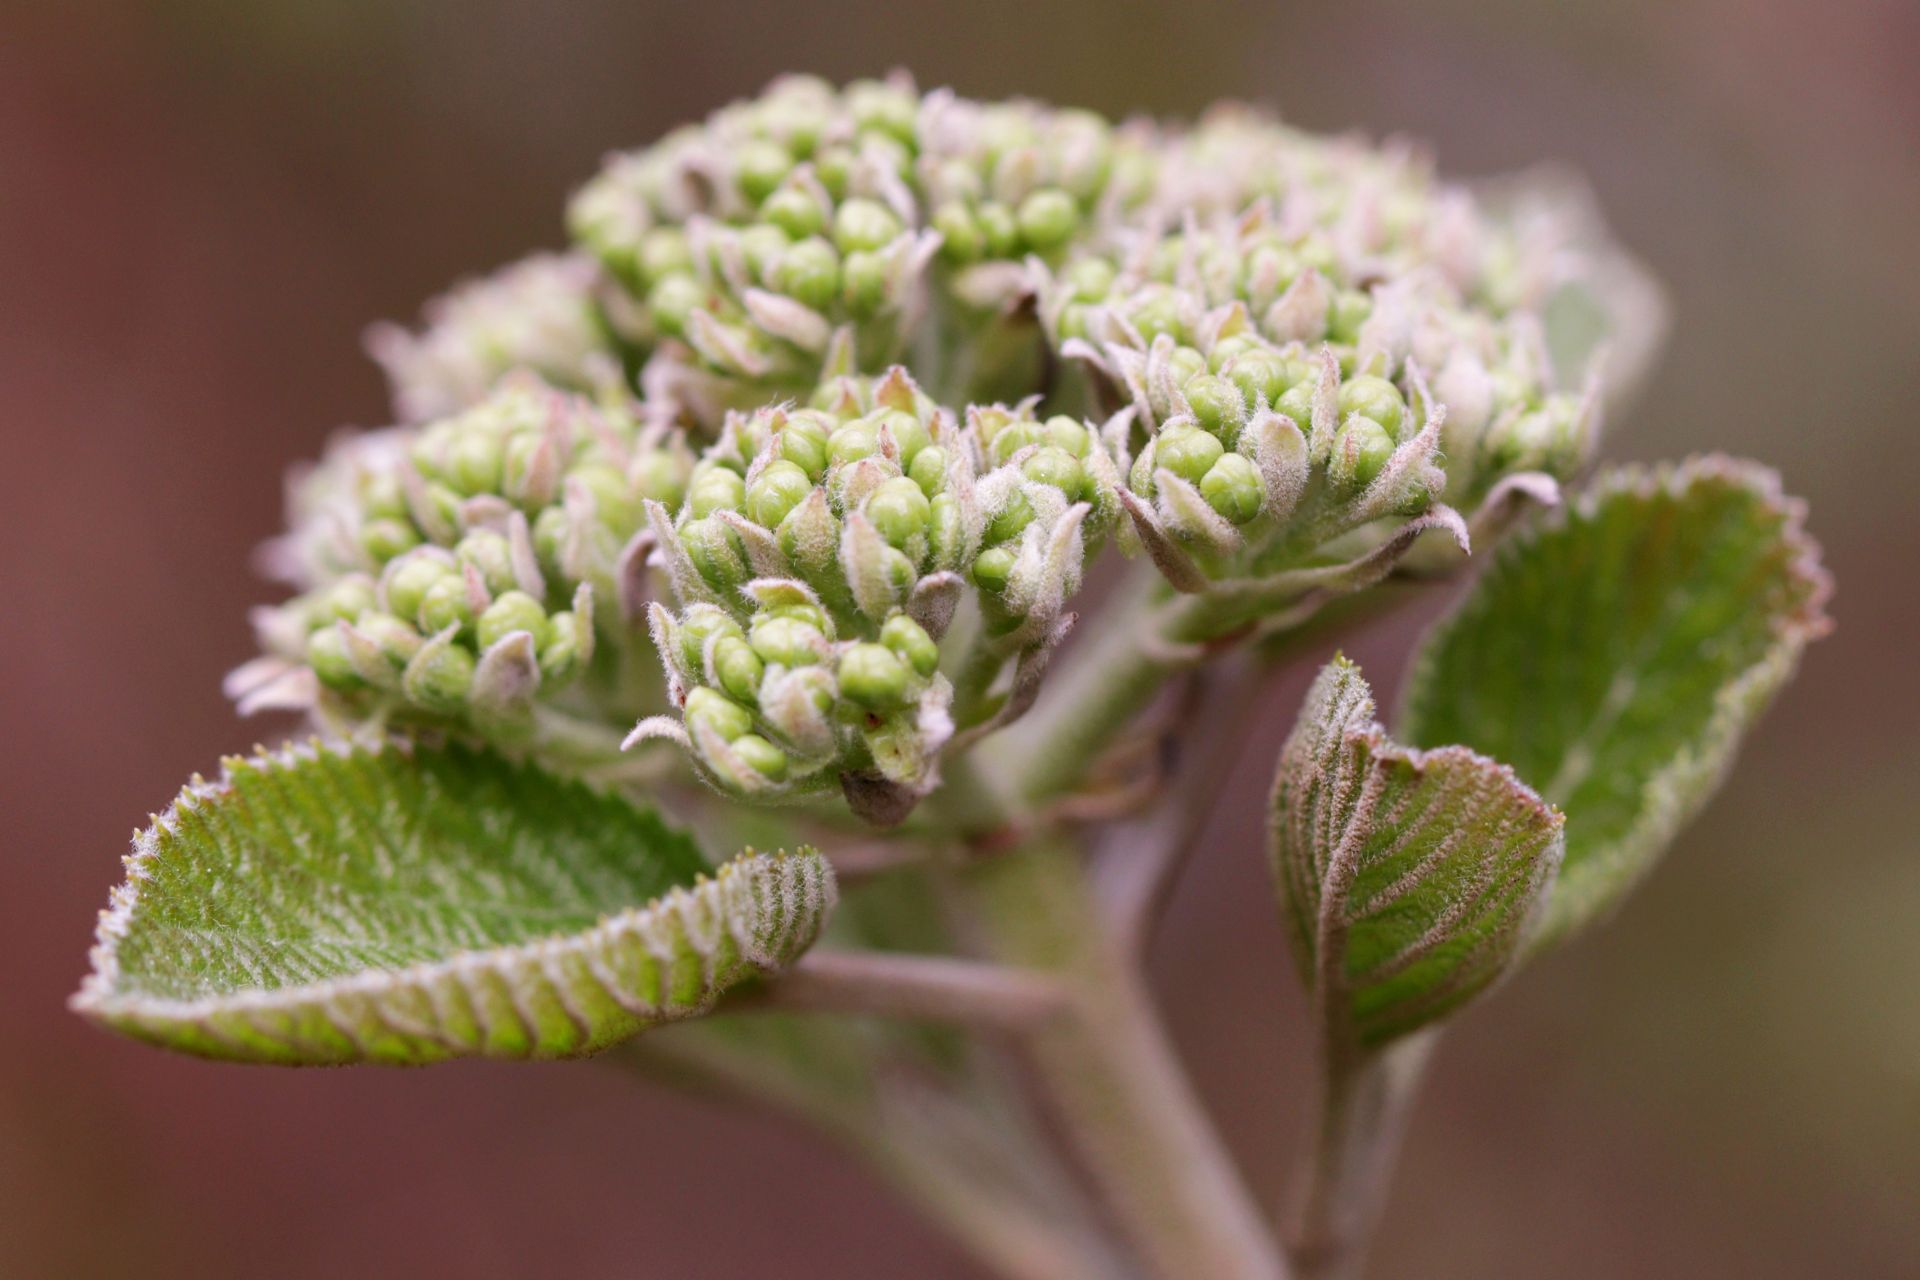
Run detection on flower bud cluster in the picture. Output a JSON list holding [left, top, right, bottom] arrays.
[[230, 377, 695, 738], [1046, 198, 1598, 601], [367, 252, 620, 423], [1145, 109, 1623, 328], [631, 365, 1118, 812], [566, 75, 1152, 419], [247, 80, 1657, 820]]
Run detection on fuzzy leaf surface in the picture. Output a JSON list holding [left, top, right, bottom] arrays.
[[73, 739, 834, 1065], [1401, 456, 1830, 946], [1270, 657, 1564, 1050]]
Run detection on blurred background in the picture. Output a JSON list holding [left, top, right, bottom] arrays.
[[5, 1, 1916, 1275]]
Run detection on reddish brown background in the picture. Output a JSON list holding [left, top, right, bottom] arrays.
[[5, 1, 1917, 1275]]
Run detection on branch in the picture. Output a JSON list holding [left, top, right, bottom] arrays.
[[739, 949, 1071, 1033], [1287, 1033, 1438, 1280]]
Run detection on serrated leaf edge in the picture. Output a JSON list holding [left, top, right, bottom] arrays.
[[71, 737, 837, 1064], [1400, 453, 1832, 945]]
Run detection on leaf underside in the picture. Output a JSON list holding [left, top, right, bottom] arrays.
[[1270, 658, 1565, 1051], [1400, 455, 1831, 947], [72, 739, 834, 1066]]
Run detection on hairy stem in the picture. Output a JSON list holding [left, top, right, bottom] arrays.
[[999, 575, 1434, 811], [744, 949, 1069, 1032], [969, 840, 1291, 1280], [1287, 1033, 1437, 1280], [618, 1027, 1137, 1280], [995, 574, 1188, 808]]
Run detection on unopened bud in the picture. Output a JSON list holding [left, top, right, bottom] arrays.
[[837, 642, 911, 710], [1330, 416, 1396, 492], [880, 614, 940, 676], [477, 590, 549, 650]]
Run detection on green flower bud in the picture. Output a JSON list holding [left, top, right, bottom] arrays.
[[929, 492, 965, 566], [1328, 289, 1372, 343], [355, 611, 423, 670], [383, 556, 452, 623], [1200, 453, 1263, 524], [812, 145, 854, 200], [313, 577, 378, 625], [307, 625, 362, 692], [1275, 380, 1316, 429], [1016, 188, 1078, 253], [539, 610, 586, 681], [986, 491, 1036, 544], [686, 686, 754, 741], [866, 476, 932, 549], [1167, 346, 1207, 388], [880, 614, 940, 676], [679, 607, 746, 673], [1128, 286, 1186, 344], [404, 638, 476, 713], [841, 250, 889, 316], [833, 198, 904, 254], [477, 590, 549, 650], [933, 202, 983, 264], [531, 507, 569, 576], [1044, 415, 1091, 457], [417, 575, 478, 640], [761, 187, 825, 240], [986, 419, 1044, 466], [1155, 425, 1225, 486], [972, 544, 1016, 593], [774, 236, 840, 313], [638, 227, 694, 284], [711, 635, 765, 702], [572, 461, 643, 536], [1184, 373, 1247, 442], [837, 642, 910, 710], [908, 445, 949, 497], [778, 411, 835, 479], [746, 459, 814, 528], [734, 138, 792, 203], [750, 615, 828, 669], [632, 448, 690, 509], [455, 530, 516, 594], [828, 419, 881, 467], [847, 78, 918, 143], [1060, 257, 1115, 303], [1208, 333, 1263, 372], [688, 465, 747, 518], [1330, 416, 1395, 491], [360, 517, 421, 563], [739, 225, 791, 284], [1338, 375, 1407, 440], [1022, 446, 1086, 499], [875, 409, 929, 464], [976, 202, 1018, 257], [681, 517, 748, 593], [448, 432, 505, 496], [647, 273, 706, 339], [360, 469, 408, 520], [1224, 350, 1292, 412], [729, 733, 790, 780]]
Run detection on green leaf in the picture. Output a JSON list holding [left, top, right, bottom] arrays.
[[1400, 456, 1830, 947], [1269, 657, 1564, 1051], [71, 738, 835, 1065]]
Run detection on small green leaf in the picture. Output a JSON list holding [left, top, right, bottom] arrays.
[[1269, 657, 1564, 1051], [72, 739, 835, 1065], [1401, 456, 1830, 947]]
